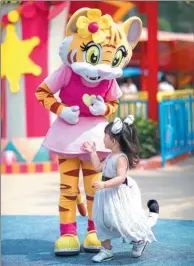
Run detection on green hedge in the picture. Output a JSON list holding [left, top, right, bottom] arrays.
[[135, 118, 160, 159]]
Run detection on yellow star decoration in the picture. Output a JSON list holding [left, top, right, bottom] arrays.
[[1, 10, 42, 93]]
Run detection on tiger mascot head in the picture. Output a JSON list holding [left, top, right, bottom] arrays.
[[59, 8, 142, 83]]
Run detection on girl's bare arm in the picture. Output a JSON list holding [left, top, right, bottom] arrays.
[[104, 156, 127, 188]]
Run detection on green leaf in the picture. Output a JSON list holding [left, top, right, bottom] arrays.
[[135, 118, 160, 159]]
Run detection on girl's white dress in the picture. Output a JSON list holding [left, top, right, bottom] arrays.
[[93, 153, 156, 243]]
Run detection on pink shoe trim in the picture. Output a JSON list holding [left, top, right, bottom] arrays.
[[60, 222, 77, 236], [88, 220, 95, 232]]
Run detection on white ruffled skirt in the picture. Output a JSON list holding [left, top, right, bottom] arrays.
[[93, 177, 156, 243]]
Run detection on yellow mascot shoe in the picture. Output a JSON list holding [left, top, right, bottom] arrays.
[[83, 230, 101, 253], [55, 234, 80, 256]]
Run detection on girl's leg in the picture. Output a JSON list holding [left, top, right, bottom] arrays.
[[102, 239, 111, 250], [131, 240, 148, 258], [92, 239, 113, 263]]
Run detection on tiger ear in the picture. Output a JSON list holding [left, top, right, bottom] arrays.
[[66, 7, 90, 36], [123, 17, 142, 50]]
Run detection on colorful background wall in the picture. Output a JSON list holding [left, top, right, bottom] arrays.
[[1, 1, 70, 170], [1, 1, 134, 172], [1, 1, 193, 172]]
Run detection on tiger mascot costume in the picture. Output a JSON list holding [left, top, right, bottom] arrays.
[[35, 8, 159, 256]]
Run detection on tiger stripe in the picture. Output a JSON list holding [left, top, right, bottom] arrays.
[[64, 195, 77, 200], [63, 169, 79, 177], [67, 50, 77, 64], [60, 183, 71, 190], [81, 160, 101, 221], [58, 157, 80, 224], [103, 44, 116, 49], [35, 83, 66, 115], [105, 100, 119, 117], [58, 158, 67, 165], [86, 195, 94, 201], [82, 169, 97, 176], [59, 206, 69, 212]]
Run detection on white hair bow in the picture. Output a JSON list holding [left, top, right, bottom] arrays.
[[111, 115, 134, 134]]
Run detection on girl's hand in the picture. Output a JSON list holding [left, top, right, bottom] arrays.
[[93, 181, 105, 191], [81, 141, 96, 153]]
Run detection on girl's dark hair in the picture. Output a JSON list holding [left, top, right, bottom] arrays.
[[104, 120, 139, 168]]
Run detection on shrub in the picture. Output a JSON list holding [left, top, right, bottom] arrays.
[[135, 118, 160, 159]]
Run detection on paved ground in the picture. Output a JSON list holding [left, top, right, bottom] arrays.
[[2, 216, 194, 266], [2, 156, 194, 219], [1, 156, 194, 265]]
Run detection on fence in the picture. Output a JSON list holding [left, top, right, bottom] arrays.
[[108, 91, 148, 122], [158, 90, 194, 166], [111, 89, 194, 166]]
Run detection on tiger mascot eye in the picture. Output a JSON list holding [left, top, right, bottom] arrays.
[[35, 8, 142, 256]]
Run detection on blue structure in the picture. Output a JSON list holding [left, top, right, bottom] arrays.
[[159, 95, 194, 166], [123, 67, 163, 80], [33, 146, 50, 162]]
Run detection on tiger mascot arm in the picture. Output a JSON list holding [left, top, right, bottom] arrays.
[[35, 80, 119, 121]]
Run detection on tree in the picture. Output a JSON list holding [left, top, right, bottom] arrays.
[[158, 17, 172, 32], [125, 1, 194, 33], [159, 1, 194, 33]]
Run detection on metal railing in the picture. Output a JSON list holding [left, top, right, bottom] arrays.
[[158, 92, 194, 166], [157, 89, 194, 101], [108, 91, 148, 122], [108, 89, 194, 167], [108, 99, 148, 122]]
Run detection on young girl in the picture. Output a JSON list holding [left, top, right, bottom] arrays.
[[82, 115, 157, 263]]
